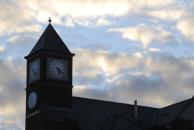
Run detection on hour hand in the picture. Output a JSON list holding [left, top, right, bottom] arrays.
[[32, 69, 36, 76], [56, 67, 64, 75]]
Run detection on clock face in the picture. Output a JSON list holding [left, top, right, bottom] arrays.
[[28, 92, 37, 109], [29, 59, 40, 83], [47, 58, 68, 80]]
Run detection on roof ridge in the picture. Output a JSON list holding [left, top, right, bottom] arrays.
[[173, 96, 194, 121], [73, 96, 158, 109], [161, 98, 192, 109]]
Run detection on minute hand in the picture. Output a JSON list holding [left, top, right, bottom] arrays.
[[56, 67, 64, 75]]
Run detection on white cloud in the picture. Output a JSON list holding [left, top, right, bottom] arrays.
[[96, 18, 111, 26], [7, 35, 20, 44], [33, 0, 130, 18], [26, 0, 174, 19], [177, 17, 194, 41], [108, 24, 172, 48], [130, 0, 173, 8], [74, 50, 194, 107], [63, 17, 112, 27], [148, 9, 185, 21], [0, 48, 194, 130], [149, 48, 161, 52], [0, 46, 5, 53], [0, 0, 194, 129], [74, 49, 143, 78], [7, 35, 30, 44], [64, 18, 75, 28], [24, 0, 130, 27], [0, 0, 182, 33], [0, 58, 25, 130], [133, 52, 143, 58], [7, 33, 38, 46], [34, 0, 175, 26], [13, 24, 42, 34], [0, 1, 35, 35]]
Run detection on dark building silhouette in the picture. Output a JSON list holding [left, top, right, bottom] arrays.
[[25, 22, 194, 130]]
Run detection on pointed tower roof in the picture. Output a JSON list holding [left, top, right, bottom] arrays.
[[28, 23, 73, 56]]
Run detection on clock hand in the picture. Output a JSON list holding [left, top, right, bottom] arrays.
[[56, 67, 64, 75], [32, 69, 36, 76]]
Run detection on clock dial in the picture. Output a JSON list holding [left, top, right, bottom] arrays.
[[29, 59, 40, 83], [28, 92, 37, 109], [47, 58, 68, 80]]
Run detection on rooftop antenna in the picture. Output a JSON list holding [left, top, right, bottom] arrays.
[[48, 17, 52, 23], [134, 100, 138, 118]]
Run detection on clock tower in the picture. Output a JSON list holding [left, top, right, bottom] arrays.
[[25, 20, 79, 130]]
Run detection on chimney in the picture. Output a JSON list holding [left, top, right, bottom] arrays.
[[134, 100, 138, 118]]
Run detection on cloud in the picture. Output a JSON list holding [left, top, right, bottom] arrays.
[[144, 53, 194, 101], [108, 72, 168, 106], [25, 0, 174, 20], [0, 50, 191, 116], [0, 0, 194, 129], [0, 46, 5, 53], [0, 58, 25, 130], [0, 0, 176, 31], [0, 0, 186, 40], [13, 24, 42, 34], [64, 17, 75, 28], [0, 0, 37, 35], [0, 49, 194, 130], [142, 0, 187, 21], [130, 0, 173, 8], [0, 0, 127, 34], [74, 50, 194, 107], [31, 0, 130, 18], [108, 24, 172, 48], [149, 48, 161, 52], [148, 9, 185, 21], [24, 0, 130, 27], [74, 49, 143, 78], [63, 17, 112, 27], [177, 17, 194, 41], [31, 0, 174, 27], [7, 34, 36, 45], [96, 18, 112, 26]]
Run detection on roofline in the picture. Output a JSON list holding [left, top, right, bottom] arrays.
[[72, 96, 159, 110], [160, 96, 194, 109], [173, 96, 194, 121], [155, 96, 194, 126]]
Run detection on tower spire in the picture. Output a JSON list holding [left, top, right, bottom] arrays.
[[26, 21, 74, 57], [48, 17, 52, 23]]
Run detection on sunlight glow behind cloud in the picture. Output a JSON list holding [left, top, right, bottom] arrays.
[[177, 17, 194, 41]]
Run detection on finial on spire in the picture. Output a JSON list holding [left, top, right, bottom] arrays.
[[48, 17, 52, 23]]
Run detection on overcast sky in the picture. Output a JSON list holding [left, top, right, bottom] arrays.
[[0, 0, 194, 130]]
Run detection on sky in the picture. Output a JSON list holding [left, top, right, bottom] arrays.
[[0, 0, 194, 129]]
